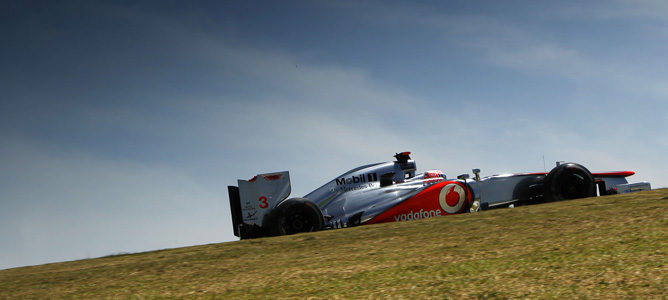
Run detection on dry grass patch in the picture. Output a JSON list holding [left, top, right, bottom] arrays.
[[1, 189, 666, 298]]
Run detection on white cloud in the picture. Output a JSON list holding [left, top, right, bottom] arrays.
[[67, 16, 668, 189], [0, 136, 229, 269]]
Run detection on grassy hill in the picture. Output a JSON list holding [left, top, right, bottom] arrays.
[[1, 189, 666, 299]]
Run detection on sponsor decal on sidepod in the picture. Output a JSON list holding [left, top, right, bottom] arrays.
[[439, 183, 466, 214], [394, 209, 442, 222], [393, 183, 466, 222]]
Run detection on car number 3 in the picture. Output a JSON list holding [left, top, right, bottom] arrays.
[[258, 196, 268, 209]]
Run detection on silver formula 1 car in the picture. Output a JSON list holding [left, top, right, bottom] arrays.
[[227, 152, 650, 239]]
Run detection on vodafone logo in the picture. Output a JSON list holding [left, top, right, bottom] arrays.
[[439, 183, 466, 214], [393, 209, 442, 222]]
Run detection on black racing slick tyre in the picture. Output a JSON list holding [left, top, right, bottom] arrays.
[[543, 163, 596, 202], [270, 198, 324, 236]]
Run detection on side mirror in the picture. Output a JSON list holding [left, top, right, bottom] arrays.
[[472, 168, 481, 181]]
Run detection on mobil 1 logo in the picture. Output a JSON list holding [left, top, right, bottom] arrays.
[[335, 173, 378, 186]]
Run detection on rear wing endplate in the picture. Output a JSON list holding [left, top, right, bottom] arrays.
[[228, 171, 291, 239]]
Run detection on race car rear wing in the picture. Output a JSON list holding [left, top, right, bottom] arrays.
[[228, 171, 291, 239]]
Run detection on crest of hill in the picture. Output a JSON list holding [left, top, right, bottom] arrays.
[[1, 189, 666, 298]]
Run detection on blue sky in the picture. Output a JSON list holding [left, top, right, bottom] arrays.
[[1, 0, 667, 269]]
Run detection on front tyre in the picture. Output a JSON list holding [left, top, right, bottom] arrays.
[[544, 163, 596, 202], [271, 198, 324, 236]]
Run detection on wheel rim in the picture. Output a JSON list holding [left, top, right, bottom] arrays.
[[559, 172, 590, 199], [283, 208, 315, 234], [290, 213, 311, 232], [274, 198, 323, 236]]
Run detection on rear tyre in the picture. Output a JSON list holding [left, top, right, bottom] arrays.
[[271, 198, 324, 236], [544, 163, 596, 202]]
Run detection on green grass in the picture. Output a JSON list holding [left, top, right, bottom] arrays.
[[1, 189, 666, 299]]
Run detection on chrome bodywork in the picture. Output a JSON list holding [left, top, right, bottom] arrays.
[[303, 159, 430, 226]]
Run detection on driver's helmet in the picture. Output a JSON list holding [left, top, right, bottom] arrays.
[[424, 169, 446, 179]]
